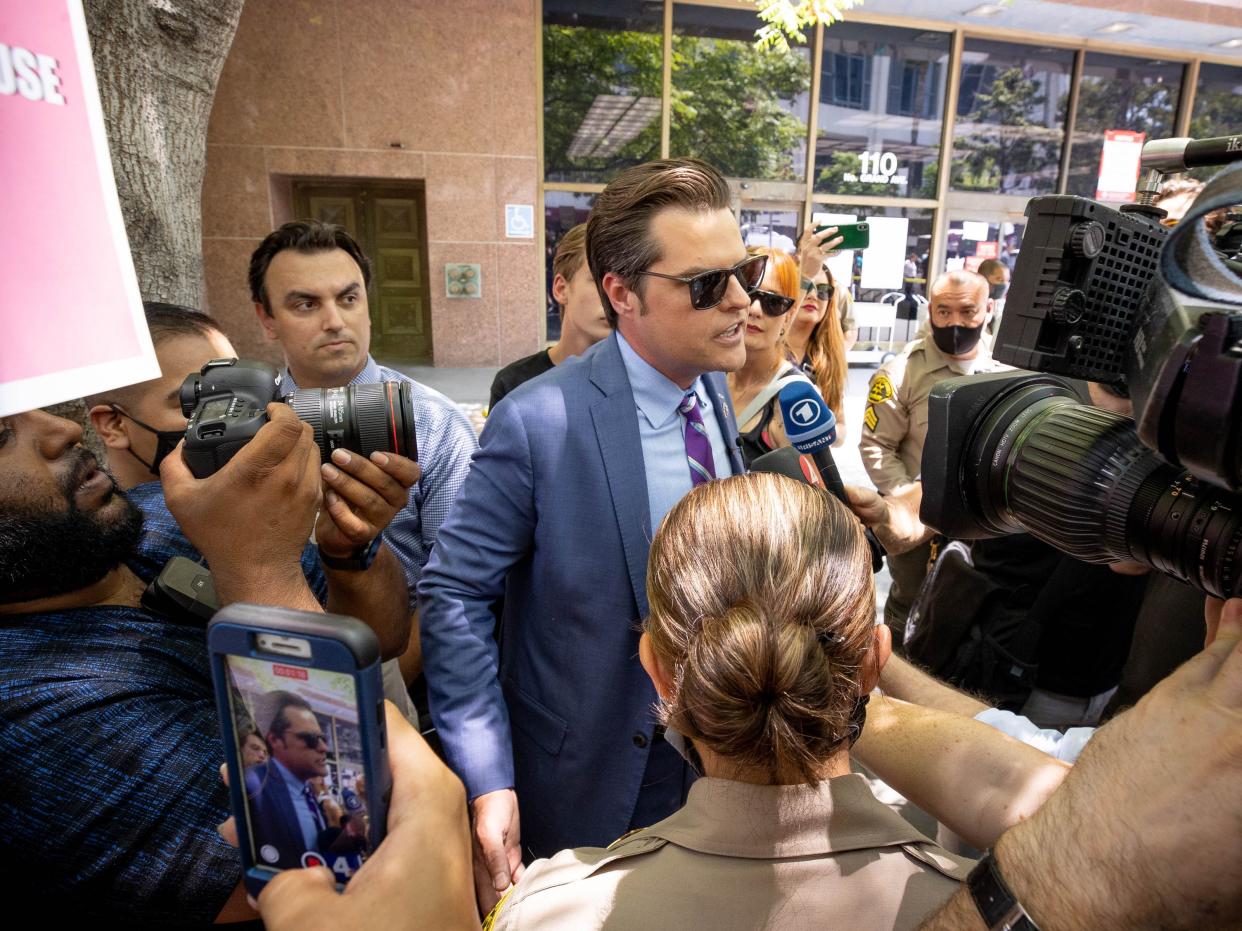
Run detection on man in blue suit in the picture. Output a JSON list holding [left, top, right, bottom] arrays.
[[244, 692, 330, 871], [418, 158, 759, 910]]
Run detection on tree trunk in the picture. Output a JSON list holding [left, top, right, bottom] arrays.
[[83, 0, 244, 308]]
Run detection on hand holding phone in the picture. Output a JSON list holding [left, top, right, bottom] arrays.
[[210, 605, 392, 898], [815, 221, 870, 251]]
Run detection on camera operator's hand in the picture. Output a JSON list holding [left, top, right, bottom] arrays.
[[984, 598, 1242, 930], [797, 225, 845, 279], [844, 483, 931, 556], [257, 703, 478, 931], [162, 404, 321, 610], [315, 449, 420, 560]]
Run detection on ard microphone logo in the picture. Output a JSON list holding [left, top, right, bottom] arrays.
[[789, 398, 822, 428]]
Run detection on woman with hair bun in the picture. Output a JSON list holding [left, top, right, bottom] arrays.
[[488, 473, 971, 931]]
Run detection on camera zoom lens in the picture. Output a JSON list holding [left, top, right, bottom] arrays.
[[287, 382, 418, 464], [969, 386, 1242, 599]]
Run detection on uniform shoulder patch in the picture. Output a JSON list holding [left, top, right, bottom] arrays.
[[863, 404, 879, 432], [868, 374, 894, 404]]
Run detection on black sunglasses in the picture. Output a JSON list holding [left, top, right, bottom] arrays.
[[635, 254, 768, 310], [799, 278, 833, 302], [750, 289, 795, 317], [292, 731, 328, 749]]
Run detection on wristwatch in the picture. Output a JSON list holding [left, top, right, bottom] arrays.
[[320, 535, 383, 572], [968, 851, 1041, 931]]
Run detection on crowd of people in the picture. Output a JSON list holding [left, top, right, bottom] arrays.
[[2, 155, 1241, 930]]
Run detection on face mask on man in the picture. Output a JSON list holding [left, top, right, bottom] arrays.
[[989, 281, 1009, 301], [930, 320, 985, 357], [110, 405, 183, 476]]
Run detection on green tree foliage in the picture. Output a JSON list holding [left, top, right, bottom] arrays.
[[952, 66, 1058, 193], [1188, 87, 1242, 181], [670, 33, 810, 180], [542, 24, 810, 183]]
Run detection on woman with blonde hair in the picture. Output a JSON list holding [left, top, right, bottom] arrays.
[[489, 473, 970, 930], [726, 247, 807, 467], [785, 263, 850, 445]]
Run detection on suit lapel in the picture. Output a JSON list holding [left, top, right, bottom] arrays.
[[704, 371, 745, 476], [590, 336, 653, 616]]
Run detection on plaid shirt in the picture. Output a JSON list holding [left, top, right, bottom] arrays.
[[283, 356, 478, 603], [0, 605, 240, 923]]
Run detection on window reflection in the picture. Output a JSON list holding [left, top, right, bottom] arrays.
[[1066, 54, 1182, 200], [543, 0, 663, 184], [952, 40, 1074, 195], [670, 3, 811, 182], [814, 24, 949, 200], [1189, 62, 1242, 181]]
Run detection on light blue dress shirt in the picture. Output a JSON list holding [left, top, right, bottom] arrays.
[[616, 332, 734, 533], [271, 756, 322, 851]]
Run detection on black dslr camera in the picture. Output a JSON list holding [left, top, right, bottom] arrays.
[[180, 358, 418, 478], [921, 136, 1242, 599]]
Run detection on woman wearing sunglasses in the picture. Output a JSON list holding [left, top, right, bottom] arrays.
[[725, 248, 809, 468], [487, 473, 970, 930], [785, 263, 849, 446]]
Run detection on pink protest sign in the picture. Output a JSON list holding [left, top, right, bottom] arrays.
[[0, 0, 158, 417]]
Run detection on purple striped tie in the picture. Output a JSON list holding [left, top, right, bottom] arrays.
[[679, 390, 716, 487]]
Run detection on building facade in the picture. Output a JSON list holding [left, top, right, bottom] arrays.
[[201, 0, 1242, 367]]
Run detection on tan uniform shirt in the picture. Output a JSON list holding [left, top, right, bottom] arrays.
[[486, 774, 971, 931], [859, 336, 1006, 495]]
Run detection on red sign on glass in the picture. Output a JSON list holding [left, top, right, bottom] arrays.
[[1096, 129, 1147, 203]]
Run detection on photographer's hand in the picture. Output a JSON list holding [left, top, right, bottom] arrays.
[[845, 483, 931, 556], [315, 449, 421, 659], [162, 404, 321, 611], [315, 449, 420, 558], [256, 703, 479, 931], [921, 598, 1242, 930], [797, 225, 845, 279]]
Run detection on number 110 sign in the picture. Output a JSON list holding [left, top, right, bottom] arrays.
[[841, 150, 907, 187]]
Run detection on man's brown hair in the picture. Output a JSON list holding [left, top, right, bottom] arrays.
[[586, 157, 732, 328]]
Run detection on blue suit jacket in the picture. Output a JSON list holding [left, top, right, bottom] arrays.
[[243, 762, 315, 870], [418, 334, 743, 858]]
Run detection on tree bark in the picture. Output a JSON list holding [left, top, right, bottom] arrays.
[[83, 0, 244, 308]]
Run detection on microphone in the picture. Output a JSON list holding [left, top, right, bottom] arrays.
[[749, 446, 886, 575], [778, 380, 847, 503]]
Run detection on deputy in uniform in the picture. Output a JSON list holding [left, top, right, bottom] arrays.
[[485, 474, 971, 931], [859, 270, 1007, 638]]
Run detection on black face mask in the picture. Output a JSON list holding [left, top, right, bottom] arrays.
[[989, 282, 1009, 301], [111, 405, 183, 476], [930, 320, 985, 357]]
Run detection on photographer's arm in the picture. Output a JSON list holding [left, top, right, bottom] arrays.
[[879, 654, 989, 717], [855, 695, 1069, 850], [316, 449, 421, 659], [845, 483, 934, 556], [919, 599, 1242, 930], [162, 405, 321, 611]]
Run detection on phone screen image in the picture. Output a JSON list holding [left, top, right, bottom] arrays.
[[224, 654, 371, 884]]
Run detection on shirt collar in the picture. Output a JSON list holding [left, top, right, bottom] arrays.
[[640, 773, 929, 858], [615, 332, 710, 430], [282, 355, 380, 393], [270, 756, 306, 794]]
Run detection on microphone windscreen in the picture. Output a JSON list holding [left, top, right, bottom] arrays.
[[778, 380, 837, 452], [749, 446, 824, 488]]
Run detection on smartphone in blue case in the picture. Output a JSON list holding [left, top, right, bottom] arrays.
[[208, 604, 391, 898]]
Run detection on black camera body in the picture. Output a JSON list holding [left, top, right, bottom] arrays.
[[182, 359, 283, 478], [921, 149, 1242, 599], [180, 358, 419, 479]]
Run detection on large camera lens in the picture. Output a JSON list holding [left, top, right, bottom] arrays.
[[286, 382, 418, 463], [955, 379, 1242, 599]]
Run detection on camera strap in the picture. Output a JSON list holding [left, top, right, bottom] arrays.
[[1160, 162, 1242, 306]]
